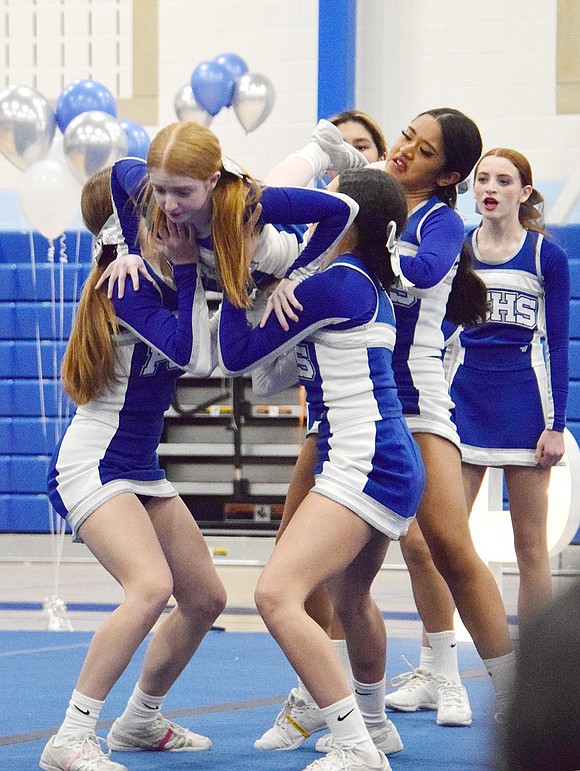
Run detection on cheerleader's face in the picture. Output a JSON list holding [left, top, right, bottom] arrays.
[[149, 168, 220, 223], [384, 114, 450, 194], [473, 156, 532, 220]]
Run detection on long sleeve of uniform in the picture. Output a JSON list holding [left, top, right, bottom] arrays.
[[256, 187, 358, 281], [113, 262, 215, 377], [399, 204, 465, 292], [110, 157, 149, 257], [251, 350, 299, 396], [542, 241, 570, 431], [219, 264, 376, 376]]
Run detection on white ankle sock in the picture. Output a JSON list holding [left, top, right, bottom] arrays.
[[56, 689, 103, 742], [483, 650, 516, 714], [332, 638, 354, 683], [419, 645, 435, 673], [321, 694, 381, 765], [427, 630, 461, 684], [116, 682, 166, 729], [352, 676, 386, 726], [291, 143, 331, 178]]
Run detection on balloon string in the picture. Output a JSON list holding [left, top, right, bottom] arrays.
[[36, 233, 70, 622], [49, 241, 60, 439], [29, 233, 60, 580], [29, 233, 48, 448], [57, 235, 68, 437]]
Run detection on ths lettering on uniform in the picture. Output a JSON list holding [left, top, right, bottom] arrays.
[[487, 289, 537, 328]]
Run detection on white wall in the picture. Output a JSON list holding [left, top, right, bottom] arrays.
[[155, 0, 319, 179], [2, 0, 579, 226], [356, 0, 580, 215]]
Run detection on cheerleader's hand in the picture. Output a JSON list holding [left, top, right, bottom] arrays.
[[534, 428, 565, 467], [159, 219, 200, 265], [259, 277, 302, 331], [95, 253, 152, 298]]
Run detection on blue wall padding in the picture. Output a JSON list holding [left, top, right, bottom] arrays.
[[0, 225, 579, 543]]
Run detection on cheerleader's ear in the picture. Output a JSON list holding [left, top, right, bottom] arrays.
[[436, 169, 460, 188]]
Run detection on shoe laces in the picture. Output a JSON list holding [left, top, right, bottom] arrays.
[[436, 679, 467, 708], [71, 734, 113, 762], [308, 742, 365, 769], [274, 690, 305, 725], [389, 655, 433, 689], [156, 716, 187, 737]]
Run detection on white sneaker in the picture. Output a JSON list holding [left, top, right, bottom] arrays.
[[254, 688, 327, 750], [435, 679, 473, 726], [384, 664, 437, 712], [315, 719, 403, 755], [311, 119, 369, 172], [303, 744, 391, 770], [107, 714, 211, 751], [39, 734, 127, 771]]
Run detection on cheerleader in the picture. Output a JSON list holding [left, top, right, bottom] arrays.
[[219, 168, 424, 771], [262, 110, 515, 738], [97, 120, 363, 301], [449, 148, 570, 622], [40, 170, 226, 771]]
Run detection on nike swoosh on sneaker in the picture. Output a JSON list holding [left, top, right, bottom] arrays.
[[143, 703, 160, 709], [73, 705, 90, 716], [337, 709, 354, 721]]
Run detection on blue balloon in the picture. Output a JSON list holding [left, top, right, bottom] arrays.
[[119, 119, 151, 159], [214, 52, 249, 81], [190, 61, 235, 117], [55, 79, 117, 133]]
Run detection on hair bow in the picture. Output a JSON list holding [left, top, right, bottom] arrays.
[[386, 220, 413, 288], [221, 156, 246, 179], [91, 214, 128, 264]]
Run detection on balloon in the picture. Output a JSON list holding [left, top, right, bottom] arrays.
[[63, 110, 128, 183], [0, 85, 56, 170], [119, 118, 151, 159], [174, 85, 213, 126], [232, 72, 276, 133], [17, 159, 81, 240], [55, 79, 117, 133], [190, 60, 235, 117], [214, 53, 248, 104]]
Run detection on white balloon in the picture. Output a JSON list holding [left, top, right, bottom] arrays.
[[17, 159, 81, 240], [232, 73, 275, 133], [63, 110, 128, 183]]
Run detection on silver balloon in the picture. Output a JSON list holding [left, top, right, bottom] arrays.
[[63, 110, 128, 182], [174, 85, 212, 126], [0, 85, 56, 170], [232, 72, 275, 133]]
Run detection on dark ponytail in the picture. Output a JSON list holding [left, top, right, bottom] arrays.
[[445, 241, 489, 326]]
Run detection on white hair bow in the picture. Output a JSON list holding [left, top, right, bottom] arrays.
[[91, 214, 128, 264], [386, 220, 413, 288], [221, 156, 246, 178]]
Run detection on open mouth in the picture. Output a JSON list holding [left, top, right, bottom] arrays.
[[391, 157, 407, 172]]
